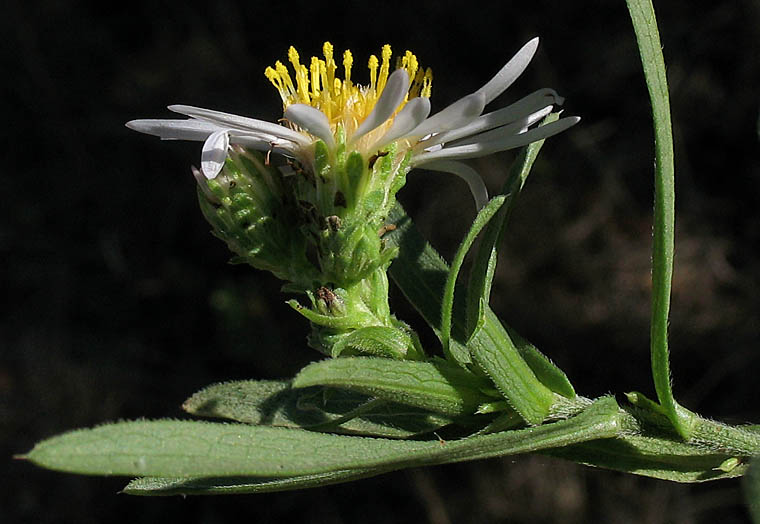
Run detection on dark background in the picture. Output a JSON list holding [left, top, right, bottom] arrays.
[[3, 0, 759, 522]]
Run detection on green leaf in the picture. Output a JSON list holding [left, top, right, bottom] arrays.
[[745, 458, 760, 523], [182, 379, 452, 438], [626, 0, 693, 438], [466, 321, 555, 424], [544, 404, 759, 483], [292, 357, 494, 416], [385, 205, 473, 364], [385, 203, 557, 424], [123, 468, 392, 496], [440, 195, 507, 363], [508, 326, 575, 399], [331, 326, 414, 360], [23, 419, 430, 478], [466, 114, 559, 342], [25, 397, 620, 480], [543, 433, 749, 483]]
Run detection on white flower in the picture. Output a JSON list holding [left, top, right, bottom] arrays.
[[126, 38, 578, 209]]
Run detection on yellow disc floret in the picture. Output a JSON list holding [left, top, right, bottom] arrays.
[[265, 42, 433, 137]]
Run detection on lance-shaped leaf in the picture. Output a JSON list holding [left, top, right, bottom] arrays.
[[440, 195, 507, 363], [183, 380, 452, 438], [543, 433, 749, 483], [543, 404, 757, 482], [385, 204, 558, 423], [292, 357, 494, 416], [124, 467, 393, 496], [465, 113, 559, 342], [24, 397, 621, 482], [507, 326, 575, 399], [626, 0, 693, 439]]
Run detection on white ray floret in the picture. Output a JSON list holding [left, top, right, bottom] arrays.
[[125, 119, 221, 141], [373, 96, 431, 151], [444, 106, 554, 149], [125, 118, 295, 156], [168, 104, 311, 146], [200, 130, 230, 179], [351, 69, 410, 142], [412, 117, 581, 165], [421, 88, 563, 148], [408, 92, 486, 139], [284, 104, 336, 149], [475, 37, 540, 104], [422, 160, 490, 211]]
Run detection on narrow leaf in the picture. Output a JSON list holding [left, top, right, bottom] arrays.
[[466, 318, 555, 424], [183, 379, 452, 438], [465, 113, 558, 341], [124, 468, 391, 496], [543, 434, 749, 483], [23, 420, 431, 478], [26, 397, 621, 479], [626, 0, 692, 438], [440, 195, 507, 361], [292, 357, 493, 416], [508, 326, 575, 399], [385, 203, 557, 424]]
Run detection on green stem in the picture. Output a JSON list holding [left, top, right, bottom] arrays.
[[626, 0, 693, 438], [689, 418, 760, 456], [626, 392, 760, 455]]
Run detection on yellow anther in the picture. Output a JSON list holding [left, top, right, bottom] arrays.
[[264, 66, 290, 105], [265, 43, 432, 129], [368, 54, 378, 92], [287, 47, 309, 103], [421, 67, 433, 98], [323, 42, 334, 62], [296, 65, 310, 104], [264, 66, 280, 89], [399, 51, 419, 101], [288, 46, 300, 68], [378, 44, 392, 94], [323, 42, 337, 99], [408, 68, 423, 98], [343, 50, 353, 90], [381, 45, 392, 62], [275, 61, 296, 98], [406, 51, 418, 84], [318, 59, 332, 120], [310, 56, 321, 98]]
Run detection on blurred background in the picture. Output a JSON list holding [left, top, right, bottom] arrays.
[[3, 0, 759, 522]]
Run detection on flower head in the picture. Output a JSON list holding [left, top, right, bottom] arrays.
[[127, 38, 578, 210], [126, 39, 581, 338]]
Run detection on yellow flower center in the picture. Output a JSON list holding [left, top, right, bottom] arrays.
[[265, 42, 433, 138]]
